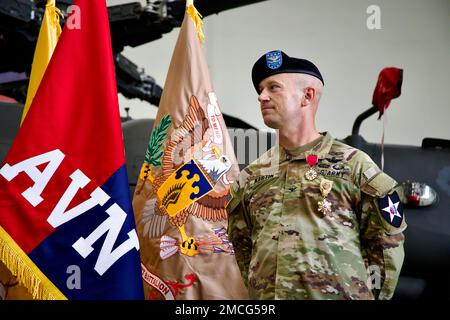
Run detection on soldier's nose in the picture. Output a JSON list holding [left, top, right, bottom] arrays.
[[258, 89, 270, 102]]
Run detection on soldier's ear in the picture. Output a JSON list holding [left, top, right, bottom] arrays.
[[301, 87, 315, 107]]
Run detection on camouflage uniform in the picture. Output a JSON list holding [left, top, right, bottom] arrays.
[[227, 132, 406, 300]]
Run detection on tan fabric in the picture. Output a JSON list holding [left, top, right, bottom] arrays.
[[132, 9, 248, 300]]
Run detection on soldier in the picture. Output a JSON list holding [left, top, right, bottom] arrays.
[[227, 50, 407, 300]]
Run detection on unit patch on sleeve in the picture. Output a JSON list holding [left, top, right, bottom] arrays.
[[378, 191, 404, 227]]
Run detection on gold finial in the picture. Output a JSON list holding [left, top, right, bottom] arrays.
[[186, 1, 204, 44]]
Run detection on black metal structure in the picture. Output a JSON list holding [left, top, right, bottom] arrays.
[[0, 0, 266, 121]]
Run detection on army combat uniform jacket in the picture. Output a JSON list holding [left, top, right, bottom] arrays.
[[228, 132, 406, 300]]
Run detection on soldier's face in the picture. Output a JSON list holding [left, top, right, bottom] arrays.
[[257, 73, 303, 129]]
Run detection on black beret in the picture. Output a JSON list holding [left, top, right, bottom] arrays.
[[251, 50, 324, 92]]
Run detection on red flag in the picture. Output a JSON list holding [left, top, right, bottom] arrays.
[[372, 67, 403, 119], [0, 0, 143, 299]]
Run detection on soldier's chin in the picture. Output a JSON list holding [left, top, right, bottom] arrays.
[[262, 116, 280, 129]]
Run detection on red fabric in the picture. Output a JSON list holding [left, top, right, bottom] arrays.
[[372, 67, 403, 119], [0, 0, 124, 253]]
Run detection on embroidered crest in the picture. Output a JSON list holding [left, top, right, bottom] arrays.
[[266, 50, 282, 69], [157, 160, 214, 216], [140, 95, 235, 258], [378, 191, 404, 227]]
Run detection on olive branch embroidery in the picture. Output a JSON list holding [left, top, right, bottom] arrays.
[[145, 114, 172, 167]]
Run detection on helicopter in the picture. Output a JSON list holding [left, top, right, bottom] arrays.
[[0, 0, 265, 127], [1, 0, 450, 301]]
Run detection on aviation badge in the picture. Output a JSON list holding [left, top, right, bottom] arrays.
[[379, 191, 404, 227], [266, 50, 283, 69], [305, 154, 318, 181], [318, 178, 333, 215]]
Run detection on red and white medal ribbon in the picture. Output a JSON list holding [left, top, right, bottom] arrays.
[[305, 154, 318, 181]]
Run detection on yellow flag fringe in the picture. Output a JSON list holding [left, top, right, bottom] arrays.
[[186, 4, 204, 44], [0, 226, 66, 300]]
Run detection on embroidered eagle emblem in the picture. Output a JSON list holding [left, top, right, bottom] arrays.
[[140, 95, 234, 257]]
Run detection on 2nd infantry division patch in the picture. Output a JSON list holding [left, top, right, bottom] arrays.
[[378, 191, 404, 228]]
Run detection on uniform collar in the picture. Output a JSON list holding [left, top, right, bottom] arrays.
[[279, 132, 334, 162]]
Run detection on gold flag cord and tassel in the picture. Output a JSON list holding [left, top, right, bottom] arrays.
[[186, 0, 204, 44]]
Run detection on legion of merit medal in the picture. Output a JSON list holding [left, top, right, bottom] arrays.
[[305, 154, 318, 181], [318, 178, 333, 215]]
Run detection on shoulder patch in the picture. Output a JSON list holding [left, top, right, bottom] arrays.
[[378, 191, 404, 227]]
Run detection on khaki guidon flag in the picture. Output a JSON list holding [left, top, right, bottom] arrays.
[[132, 2, 248, 300]]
